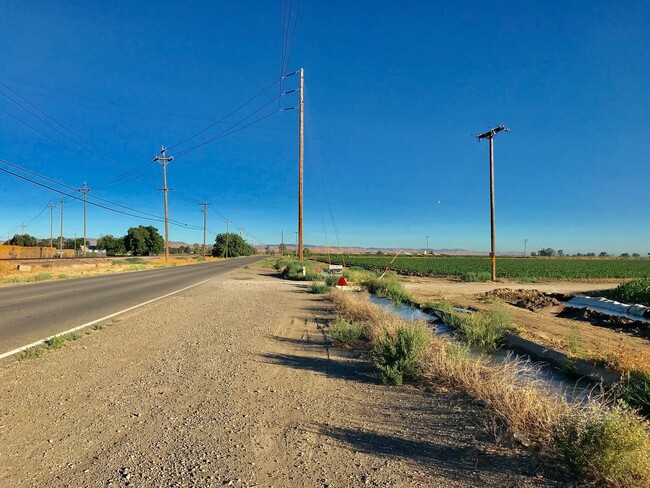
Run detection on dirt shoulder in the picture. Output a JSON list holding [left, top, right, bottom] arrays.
[[0, 266, 568, 487], [404, 277, 650, 370]]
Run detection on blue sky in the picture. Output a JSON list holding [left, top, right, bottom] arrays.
[[0, 1, 648, 254]]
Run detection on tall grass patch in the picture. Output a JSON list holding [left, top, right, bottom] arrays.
[[364, 276, 414, 305], [439, 304, 515, 352]]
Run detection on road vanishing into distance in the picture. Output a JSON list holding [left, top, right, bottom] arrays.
[[0, 256, 263, 357]]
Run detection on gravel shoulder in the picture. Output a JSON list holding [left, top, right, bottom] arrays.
[[0, 266, 568, 487]]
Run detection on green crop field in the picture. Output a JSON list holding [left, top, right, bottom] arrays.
[[315, 255, 650, 280]]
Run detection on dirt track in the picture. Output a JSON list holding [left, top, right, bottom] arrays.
[[0, 266, 569, 487]]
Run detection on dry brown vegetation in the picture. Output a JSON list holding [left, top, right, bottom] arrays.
[[328, 290, 650, 487]]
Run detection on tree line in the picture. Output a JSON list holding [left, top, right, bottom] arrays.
[[3, 227, 259, 258]]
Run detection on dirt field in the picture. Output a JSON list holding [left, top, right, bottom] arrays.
[[403, 277, 650, 373], [0, 265, 570, 487]]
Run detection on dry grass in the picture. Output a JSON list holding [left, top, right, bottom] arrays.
[[0, 256, 221, 286], [421, 340, 569, 446], [326, 291, 650, 486]]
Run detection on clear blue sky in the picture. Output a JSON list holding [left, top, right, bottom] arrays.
[[1, 1, 648, 254]]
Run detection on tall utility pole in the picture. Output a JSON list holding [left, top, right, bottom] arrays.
[[281, 230, 285, 256], [477, 125, 509, 281], [298, 67, 304, 261], [19, 222, 26, 235], [48, 201, 55, 248], [224, 219, 231, 259], [523, 239, 528, 257], [79, 182, 90, 256], [200, 202, 209, 257], [59, 198, 64, 257], [154, 146, 173, 262], [426, 235, 429, 254]]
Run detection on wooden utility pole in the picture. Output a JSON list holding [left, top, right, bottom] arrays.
[[200, 202, 209, 257], [298, 67, 304, 261], [154, 146, 173, 262], [281, 230, 284, 256], [477, 125, 509, 281], [48, 201, 55, 248], [59, 198, 64, 257], [79, 182, 90, 256], [224, 219, 231, 259]]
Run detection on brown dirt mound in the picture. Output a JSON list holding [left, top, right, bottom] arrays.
[[481, 288, 563, 311], [558, 307, 650, 340]]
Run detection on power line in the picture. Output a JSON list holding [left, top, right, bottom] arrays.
[[0, 164, 205, 231], [174, 107, 283, 159], [168, 76, 283, 151]]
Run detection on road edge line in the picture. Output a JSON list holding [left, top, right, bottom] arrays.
[[0, 277, 214, 361]]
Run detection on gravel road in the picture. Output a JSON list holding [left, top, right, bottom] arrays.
[[0, 265, 570, 487]]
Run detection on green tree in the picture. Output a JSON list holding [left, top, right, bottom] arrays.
[[64, 238, 89, 250], [558, 249, 565, 257], [212, 233, 256, 257], [538, 248, 556, 257], [599, 251, 609, 257], [4, 234, 39, 246], [620, 253, 630, 258], [124, 226, 164, 256], [278, 243, 287, 255], [96, 235, 126, 256]]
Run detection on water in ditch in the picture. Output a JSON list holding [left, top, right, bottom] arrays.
[[368, 294, 594, 402]]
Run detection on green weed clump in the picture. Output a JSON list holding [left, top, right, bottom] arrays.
[[564, 326, 587, 357], [605, 279, 650, 307], [554, 403, 650, 486], [309, 282, 331, 294], [328, 317, 363, 347], [364, 276, 414, 305], [461, 271, 491, 282], [373, 323, 430, 385], [275, 258, 320, 281], [442, 305, 514, 352], [45, 332, 82, 350], [19, 346, 45, 360], [617, 380, 650, 418]]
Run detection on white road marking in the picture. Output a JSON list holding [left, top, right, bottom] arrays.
[[0, 277, 214, 361]]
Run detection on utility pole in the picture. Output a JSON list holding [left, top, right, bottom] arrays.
[[48, 201, 55, 248], [59, 198, 64, 257], [79, 182, 90, 256], [154, 146, 173, 262], [200, 202, 209, 257], [281, 230, 285, 256], [477, 125, 509, 281], [19, 222, 26, 235], [426, 235, 429, 254], [298, 67, 304, 261], [295, 231, 298, 256], [224, 219, 231, 259], [524, 239, 528, 257]]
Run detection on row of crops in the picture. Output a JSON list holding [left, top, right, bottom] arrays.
[[314, 255, 650, 279]]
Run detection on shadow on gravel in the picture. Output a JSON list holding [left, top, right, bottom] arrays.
[[259, 352, 376, 384], [310, 423, 571, 486]]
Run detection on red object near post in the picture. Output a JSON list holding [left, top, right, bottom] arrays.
[[337, 276, 347, 286]]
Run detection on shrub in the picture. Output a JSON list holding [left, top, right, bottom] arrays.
[[373, 323, 430, 385], [279, 259, 320, 281], [310, 282, 330, 294], [554, 403, 650, 486], [461, 271, 491, 282], [564, 326, 586, 357], [328, 317, 363, 347], [605, 279, 650, 307]]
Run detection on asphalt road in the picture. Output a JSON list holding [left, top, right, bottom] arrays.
[[0, 256, 264, 356]]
